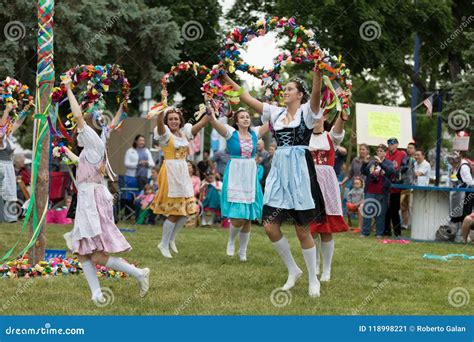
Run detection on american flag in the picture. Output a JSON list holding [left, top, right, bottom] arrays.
[[333, 82, 344, 97], [422, 94, 434, 117]]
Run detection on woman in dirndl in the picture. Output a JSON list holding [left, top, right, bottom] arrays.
[[309, 111, 349, 282], [148, 104, 209, 258], [223, 70, 325, 297], [206, 102, 268, 261]]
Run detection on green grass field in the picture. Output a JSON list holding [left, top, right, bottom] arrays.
[[0, 221, 472, 315]]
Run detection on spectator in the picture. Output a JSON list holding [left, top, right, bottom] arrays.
[[261, 142, 276, 190], [149, 166, 160, 192], [211, 149, 230, 179], [334, 146, 347, 180], [461, 212, 474, 244], [186, 160, 201, 228], [135, 184, 155, 225], [197, 149, 211, 180], [256, 155, 265, 183], [124, 134, 155, 190], [256, 139, 269, 160], [14, 154, 31, 202], [341, 143, 369, 187], [346, 177, 365, 229], [448, 152, 473, 226], [200, 170, 222, 226], [384, 137, 407, 237], [400, 142, 416, 229], [414, 149, 431, 186], [360, 144, 395, 238]]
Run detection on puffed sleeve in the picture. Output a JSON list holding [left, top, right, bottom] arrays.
[[251, 126, 261, 138], [262, 103, 284, 124], [182, 123, 194, 140], [77, 124, 105, 165], [329, 127, 345, 147], [224, 124, 236, 140], [300, 101, 324, 129], [153, 125, 171, 147]]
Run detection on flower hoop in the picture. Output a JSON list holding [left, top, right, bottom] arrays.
[[147, 61, 210, 119], [204, 16, 352, 118], [51, 64, 131, 140], [0, 77, 34, 135]]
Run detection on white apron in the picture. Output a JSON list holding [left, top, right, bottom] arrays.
[[165, 160, 194, 198], [227, 158, 256, 203]]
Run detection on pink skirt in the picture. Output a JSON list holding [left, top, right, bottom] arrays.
[[72, 185, 131, 255]]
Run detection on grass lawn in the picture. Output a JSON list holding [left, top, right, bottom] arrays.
[[0, 221, 472, 315]]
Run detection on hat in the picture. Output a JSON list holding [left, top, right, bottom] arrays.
[[387, 137, 399, 145]]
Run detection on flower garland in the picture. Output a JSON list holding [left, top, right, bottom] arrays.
[[203, 16, 352, 117], [0, 77, 35, 135], [148, 61, 209, 118], [52, 64, 130, 140]]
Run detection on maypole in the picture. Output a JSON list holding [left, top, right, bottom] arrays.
[[30, 0, 54, 264]]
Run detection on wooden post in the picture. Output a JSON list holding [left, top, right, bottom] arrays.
[[30, 0, 54, 264]]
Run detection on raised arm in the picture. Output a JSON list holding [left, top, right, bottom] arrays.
[[310, 70, 322, 114], [53, 145, 79, 164], [333, 113, 345, 135], [223, 73, 263, 114], [109, 101, 127, 129], [191, 112, 210, 137], [1, 102, 13, 126], [258, 122, 270, 137], [207, 107, 228, 138], [62, 76, 86, 130]]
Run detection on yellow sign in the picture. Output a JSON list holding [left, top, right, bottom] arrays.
[[367, 112, 401, 138]]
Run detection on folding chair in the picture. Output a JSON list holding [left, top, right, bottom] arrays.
[[118, 175, 141, 222]]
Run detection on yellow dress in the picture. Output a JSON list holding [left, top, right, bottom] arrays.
[[151, 126, 197, 216]]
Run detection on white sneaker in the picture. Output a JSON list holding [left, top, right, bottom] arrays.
[[308, 278, 321, 297], [320, 272, 331, 282], [282, 269, 303, 291], [138, 268, 150, 297], [226, 242, 235, 256], [158, 244, 172, 258], [170, 240, 179, 254], [238, 250, 247, 262]]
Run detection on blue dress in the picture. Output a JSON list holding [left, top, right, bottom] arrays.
[[221, 125, 264, 220]]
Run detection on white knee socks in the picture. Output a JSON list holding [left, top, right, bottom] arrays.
[[170, 217, 188, 253], [301, 246, 321, 297], [105, 257, 150, 298], [159, 219, 175, 258], [106, 256, 143, 279], [320, 240, 334, 282], [226, 224, 241, 256], [272, 237, 303, 291], [314, 235, 321, 275], [81, 260, 103, 302], [238, 231, 250, 262]]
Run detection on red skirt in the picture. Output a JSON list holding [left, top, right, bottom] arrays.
[[310, 214, 349, 235]]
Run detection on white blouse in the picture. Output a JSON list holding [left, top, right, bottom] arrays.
[[309, 127, 345, 151], [154, 123, 194, 148], [262, 102, 323, 131]]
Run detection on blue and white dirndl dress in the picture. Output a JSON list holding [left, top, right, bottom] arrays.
[[261, 102, 326, 226], [221, 124, 263, 220]]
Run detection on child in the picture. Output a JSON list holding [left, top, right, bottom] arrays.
[[60, 75, 149, 304], [200, 171, 222, 226], [135, 184, 155, 225], [47, 195, 73, 225], [346, 177, 365, 230]]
